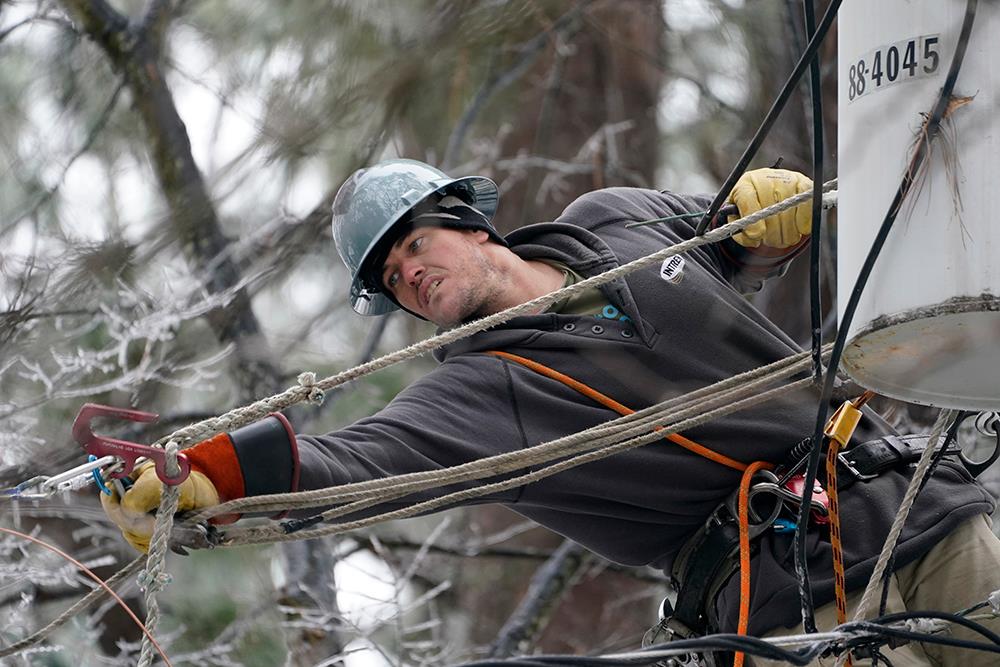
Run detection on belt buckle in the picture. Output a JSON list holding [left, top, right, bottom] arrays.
[[838, 451, 879, 481]]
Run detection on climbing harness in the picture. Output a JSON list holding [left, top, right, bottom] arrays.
[[638, 392, 970, 667]]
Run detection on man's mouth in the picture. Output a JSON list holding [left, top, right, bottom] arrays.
[[422, 278, 442, 307]]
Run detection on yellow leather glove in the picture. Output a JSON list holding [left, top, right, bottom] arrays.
[[727, 168, 813, 248], [100, 460, 220, 553]]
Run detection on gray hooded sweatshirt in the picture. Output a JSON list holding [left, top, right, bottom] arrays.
[[244, 187, 992, 636]]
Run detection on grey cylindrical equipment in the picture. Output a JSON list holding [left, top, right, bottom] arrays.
[[837, 1, 1000, 410]]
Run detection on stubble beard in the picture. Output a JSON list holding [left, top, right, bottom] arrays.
[[437, 250, 512, 329]]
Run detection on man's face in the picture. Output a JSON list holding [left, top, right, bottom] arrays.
[[380, 225, 506, 328]]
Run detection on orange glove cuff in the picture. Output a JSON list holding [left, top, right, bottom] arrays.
[[185, 433, 245, 503]]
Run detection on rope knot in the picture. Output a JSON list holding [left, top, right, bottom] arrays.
[[137, 568, 172, 593], [164, 441, 180, 479], [297, 371, 325, 405]]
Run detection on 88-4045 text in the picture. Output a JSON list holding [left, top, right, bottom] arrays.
[[847, 35, 940, 102]]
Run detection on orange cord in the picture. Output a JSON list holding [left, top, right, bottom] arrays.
[[0, 526, 173, 666], [734, 460, 774, 667], [824, 434, 850, 667], [822, 390, 873, 667], [487, 350, 749, 472]]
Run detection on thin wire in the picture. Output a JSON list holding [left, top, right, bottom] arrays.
[[803, 0, 825, 384], [694, 0, 843, 235], [623, 205, 737, 228], [792, 0, 978, 632], [0, 526, 173, 666]]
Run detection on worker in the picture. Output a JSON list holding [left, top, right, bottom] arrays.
[[102, 159, 1000, 666]]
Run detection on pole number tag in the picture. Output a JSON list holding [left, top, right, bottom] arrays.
[[847, 34, 940, 102]]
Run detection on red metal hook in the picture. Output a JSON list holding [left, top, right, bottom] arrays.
[[72, 403, 191, 486]]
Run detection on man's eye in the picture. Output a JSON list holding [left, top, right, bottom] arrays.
[[386, 272, 399, 289], [409, 237, 423, 252]]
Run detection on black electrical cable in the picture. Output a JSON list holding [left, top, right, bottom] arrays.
[[455, 633, 829, 667], [694, 0, 842, 236], [791, 0, 979, 633], [871, 629, 1000, 655], [874, 650, 896, 667], [456, 606, 1000, 667], [917, 411, 970, 496], [459, 661, 556, 667], [803, 0, 825, 384]]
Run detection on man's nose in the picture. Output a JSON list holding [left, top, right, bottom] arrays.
[[402, 260, 424, 287]]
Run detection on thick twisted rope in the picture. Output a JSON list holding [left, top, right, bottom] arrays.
[[189, 346, 830, 522], [201, 349, 835, 545], [137, 441, 181, 667], [833, 409, 957, 667], [848, 411, 956, 620], [220, 377, 815, 547], [154, 183, 837, 450], [210, 375, 809, 541]]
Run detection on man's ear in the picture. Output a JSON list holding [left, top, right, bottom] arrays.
[[468, 229, 490, 244]]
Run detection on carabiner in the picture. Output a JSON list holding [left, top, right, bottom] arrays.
[[958, 411, 1000, 478], [38, 454, 119, 495], [3, 475, 52, 500]]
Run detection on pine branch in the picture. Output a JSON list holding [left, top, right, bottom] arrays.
[[2, 83, 125, 237], [59, 0, 282, 400]]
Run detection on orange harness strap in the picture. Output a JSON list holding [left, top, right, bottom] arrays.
[[486, 350, 750, 473]]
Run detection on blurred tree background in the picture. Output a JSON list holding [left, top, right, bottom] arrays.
[[4, 0, 976, 665]]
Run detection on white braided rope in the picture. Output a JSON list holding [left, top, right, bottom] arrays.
[[835, 409, 957, 667], [155, 183, 837, 450]]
